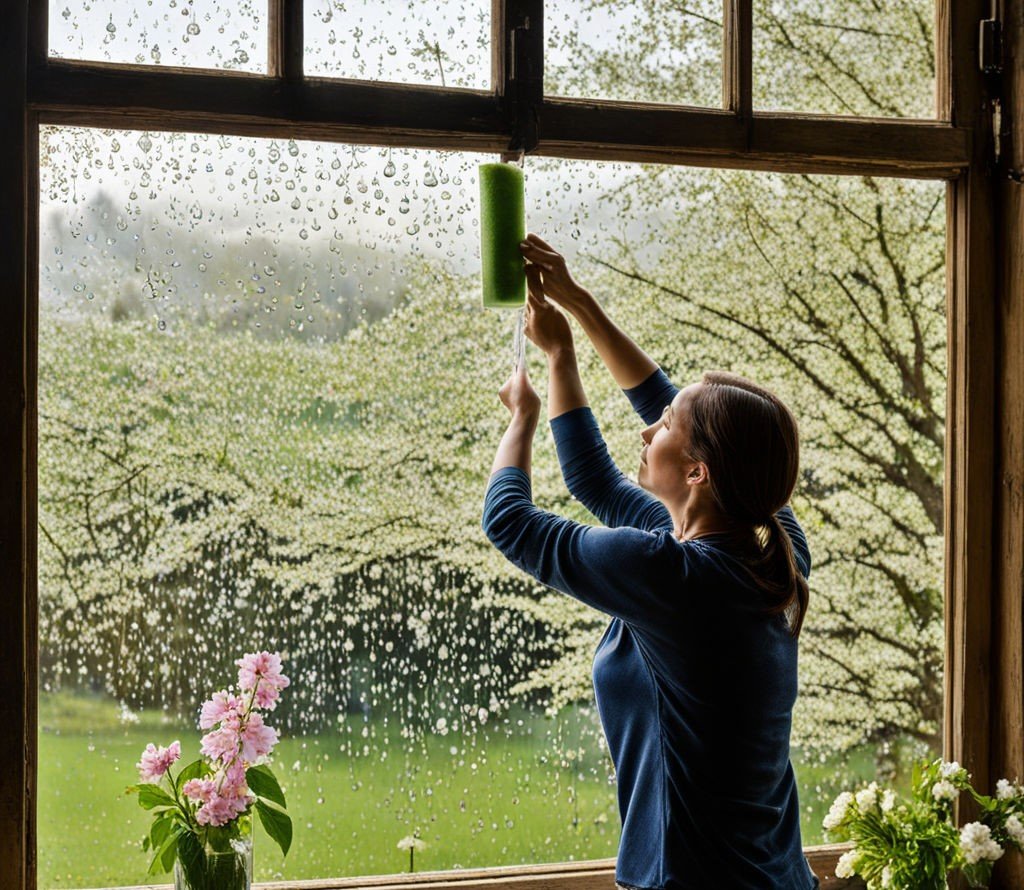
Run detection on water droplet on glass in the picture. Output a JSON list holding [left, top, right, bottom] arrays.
[[423, 171, 438, 188], [105, 18, 116, 35], [406, 224, 420, 235], [383, 161, 396, 178], [157, 320, 167, 331], [328, 207, 338, 220], [187, 22, 200, 36], [137, 134, 152, 153]]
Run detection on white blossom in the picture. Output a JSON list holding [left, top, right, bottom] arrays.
[[940, 760, 961, 778], [835, 849, 858, 879], [855, 782, 879, 810], [996, 778, 1019, 800], [931, 779, 958, 802], [880, 789, 897, 812], [881, 865, 893, 887], [1005, 814, 1024, 846], [396, 835, 427, 852], [960, 822, 1004, 865], [824, 792, 854, 830]]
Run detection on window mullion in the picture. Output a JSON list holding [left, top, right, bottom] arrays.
[[268, 0, 303, 81], [493, 0, 542, 158], [722, 0, 752, 121]]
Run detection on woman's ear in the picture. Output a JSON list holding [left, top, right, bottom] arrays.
[[688, 462, 709, 483]]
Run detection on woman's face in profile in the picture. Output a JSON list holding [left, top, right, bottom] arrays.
[[638, 383, 702, 501]]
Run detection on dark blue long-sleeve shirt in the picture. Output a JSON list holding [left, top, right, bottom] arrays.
[[481, 367, 818, 890]]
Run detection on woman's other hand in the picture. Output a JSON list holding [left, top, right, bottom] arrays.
[[498, 362, 541, 420], [523, 265, 574, 357], [518, 234, 590, 311]]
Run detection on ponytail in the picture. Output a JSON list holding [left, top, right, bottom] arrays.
[[759, 514, 809, 638]]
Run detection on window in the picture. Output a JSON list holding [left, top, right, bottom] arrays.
[[5, 1, 1007, 889]]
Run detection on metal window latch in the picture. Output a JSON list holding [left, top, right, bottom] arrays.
[[979, 17, 1002, 75], [505, 10, 541, 157], [978, 14, 1023, 181]]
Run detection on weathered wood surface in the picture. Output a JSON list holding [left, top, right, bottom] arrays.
[[1, 2, 32, 890], [993, 0, 1024, 887], [73, 845, 866, 889], [722, 0, 752, 118], [942, 17, 996, 890], [28, 60, 969, 178], [268, 0, 304, 80]]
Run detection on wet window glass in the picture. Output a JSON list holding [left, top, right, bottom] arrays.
[[753, 0, 938, 118], [48, 0, 266, 72], [544, 0, 723, 107], [39, 125, 946, 885], [303, 0, 490, 89]]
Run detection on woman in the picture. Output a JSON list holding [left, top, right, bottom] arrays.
[[481, 234, 819, 890]]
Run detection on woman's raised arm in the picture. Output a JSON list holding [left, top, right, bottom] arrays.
[[520, 234, 658, 390], [522, 267, 670, 532]]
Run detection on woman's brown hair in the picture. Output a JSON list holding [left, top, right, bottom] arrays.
[[685, 371, 809, 637]]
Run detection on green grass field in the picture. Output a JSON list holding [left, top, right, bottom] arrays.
[[37, 691, 916, 889]]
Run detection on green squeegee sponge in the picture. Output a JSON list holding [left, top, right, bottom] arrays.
[[479, 162, 526, 309]]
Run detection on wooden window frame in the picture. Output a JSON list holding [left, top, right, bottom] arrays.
[[2, 0, 1016, 887]]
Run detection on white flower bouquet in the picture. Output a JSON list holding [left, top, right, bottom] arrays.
[[824, 758, 1024, 889]]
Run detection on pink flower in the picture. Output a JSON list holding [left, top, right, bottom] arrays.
[[181, 778, 216, 804], [239, 711, 278, 761], [195, 791, 252, 827], [136, 740, 181, 783], [200, 725, 241, 763], [217, 758, 250, 799], [236, 652, 290, 710], [199, 690, 245, 730]]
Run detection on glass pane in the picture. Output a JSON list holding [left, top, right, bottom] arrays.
[[753, 0, 937, 118], [304, 0, 490, 89], [545, 0, 722, 106], [38, 128, 946, 886], [48, 0, 265, 72]]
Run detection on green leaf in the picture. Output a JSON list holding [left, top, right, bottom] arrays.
[[147, 828, 179, 877], [247, 764, 287, 809], [150, 812, 175, 850], [255, 799, 292, 858], [137, 783, 177, 810], [176, 828, 207, 890], [175, 758, 213, 793]]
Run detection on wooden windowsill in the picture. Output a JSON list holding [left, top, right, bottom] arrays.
[[75, 845, 864, 890]]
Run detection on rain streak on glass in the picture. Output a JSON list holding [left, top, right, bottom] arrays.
[[37, 126, 946, 884], [753, 0, 938, 118], [48, 0, 265, 72], [544, 0, 723, 107], [304, 0, 490, 89]]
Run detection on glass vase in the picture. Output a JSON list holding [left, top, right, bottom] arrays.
[[173, 814, 253, 890]]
